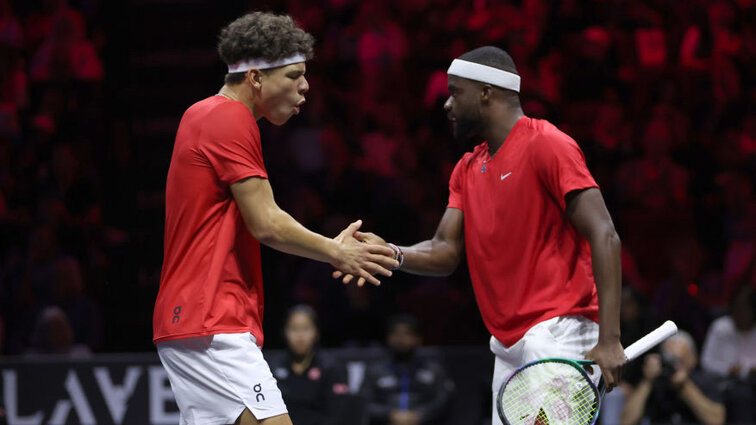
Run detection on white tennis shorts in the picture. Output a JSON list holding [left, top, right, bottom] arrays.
[[490, 316, 600, 425], [157, 332, 288, 425]]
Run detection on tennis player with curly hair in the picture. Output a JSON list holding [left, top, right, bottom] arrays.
[[153, 12, 397, 425]]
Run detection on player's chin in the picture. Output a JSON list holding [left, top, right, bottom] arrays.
[[453, 123, 477, 143], [452, 126, 470, 141], [269, 111, 295, 126]]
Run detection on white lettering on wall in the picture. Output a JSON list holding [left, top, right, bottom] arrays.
[[2, 370, 44, 425], [94, 366, 142, 424], [148, 366, 180, 424], [48, 370, 96, 425]]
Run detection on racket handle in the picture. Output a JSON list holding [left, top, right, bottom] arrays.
[[624, 320, 678, 361]]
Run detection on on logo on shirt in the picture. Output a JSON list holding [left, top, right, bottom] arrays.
[[172, 306, 182, 324]]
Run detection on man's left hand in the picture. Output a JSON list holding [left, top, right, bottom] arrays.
[[585, 340, 626, 392]]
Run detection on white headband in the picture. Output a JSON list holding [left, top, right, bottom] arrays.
[[228, 53, 307, 73], [447, 59, 521, 92]]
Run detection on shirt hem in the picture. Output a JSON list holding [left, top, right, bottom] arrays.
[[154, 327, 263, 346], [229, 172, 268, 185], [491, 309, 599, 346]]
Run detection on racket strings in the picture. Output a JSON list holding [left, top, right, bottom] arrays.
[[498, 362, 598, 425]]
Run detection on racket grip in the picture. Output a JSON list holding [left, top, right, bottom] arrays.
[[624, 320, 678, 361]]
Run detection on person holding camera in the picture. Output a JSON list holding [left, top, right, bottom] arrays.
[[620, 331, 726, 425]]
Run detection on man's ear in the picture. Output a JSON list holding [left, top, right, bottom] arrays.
[[246, 68, 263, 89], [480, 84, 494, 103]]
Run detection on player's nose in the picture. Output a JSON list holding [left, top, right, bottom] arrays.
[[443, 97, 452, 111]]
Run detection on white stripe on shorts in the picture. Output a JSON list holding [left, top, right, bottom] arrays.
[[157, 332, 288, 425]]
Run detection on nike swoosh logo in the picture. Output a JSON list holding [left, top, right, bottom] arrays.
[[500, 172, 512, 180]]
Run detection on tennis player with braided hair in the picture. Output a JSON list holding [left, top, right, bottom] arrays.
[[336, 46, 626, 425], [153, 13, 397, 425]]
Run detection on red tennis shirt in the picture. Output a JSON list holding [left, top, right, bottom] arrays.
[[448, 116, 600, 346], [153, 96, 268, 345]]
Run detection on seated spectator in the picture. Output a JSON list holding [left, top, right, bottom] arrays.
[[53, 256, 102, 351], [26, 305, 90, 356], [620, 331, 725, 425], [29, 7, 102, 82], [652, 236, 714, 342], [701, 284, 756, 423], [616, 118, 690, 211], [0, 0, 23, 50], [361, 314, 454, 425], [269, 305, 350, 425]]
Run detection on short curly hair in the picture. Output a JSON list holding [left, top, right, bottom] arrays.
[[218, 12, 314, 84]]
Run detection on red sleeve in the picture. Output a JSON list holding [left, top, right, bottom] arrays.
[[447, 155, 468, 211], [530, 130, 598, 210], [200, 103, 268, 186]]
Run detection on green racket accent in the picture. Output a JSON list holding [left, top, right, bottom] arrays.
[[496, 358, 602, 425]]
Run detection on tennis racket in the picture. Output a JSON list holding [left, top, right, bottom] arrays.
[[496, 320, 678, 425]]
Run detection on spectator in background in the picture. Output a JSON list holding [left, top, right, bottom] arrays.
[[26, 305, 90, 356], [701, 285, 756, 423], [719, 172, 756, 299], [269, 305, 350, 425], [0, 0, 27, 113], [24, 0, 86, 48], [0, 0, 22, 50], [621, 331, 725, 425], [349, 1, 408, 110], [361, 314, 454, 425], [652, 236, 715, 343], [29, 5, 102, 82], [617, 118, 690, 211], [52, 256, 102, 351]]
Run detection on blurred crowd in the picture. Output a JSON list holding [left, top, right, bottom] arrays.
[[0, 0, 753, 363], [0, 0, 105, 355]]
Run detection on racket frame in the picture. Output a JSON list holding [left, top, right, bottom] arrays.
[[496, 357, 603, 425]]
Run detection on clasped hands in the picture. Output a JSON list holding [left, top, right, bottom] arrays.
[[331, 220, 393, 287]]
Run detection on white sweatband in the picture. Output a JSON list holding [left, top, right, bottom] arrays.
[[447, 59, 521, 92], [227, 53, 307, 73]]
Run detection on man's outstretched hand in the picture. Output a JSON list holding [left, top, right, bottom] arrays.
[[333, 230, 391, 286], [331, 221, 397, 286]]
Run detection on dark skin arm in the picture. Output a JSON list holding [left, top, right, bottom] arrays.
[[397, 208, 464, 276], [566, 187, 625, 391], [333, 208, 464, 284]]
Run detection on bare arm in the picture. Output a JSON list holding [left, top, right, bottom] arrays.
[[399, 208, 465, 276], [620, 379, 653, 425], [621, 354, 661, 425], [678, 379, 726, 425], [333, 208, 464, 284], [230, 177, 397, 285], [566, 188, 625, 389]]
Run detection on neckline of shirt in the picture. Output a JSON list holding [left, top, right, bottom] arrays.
[[481, 115, 528, 163]]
